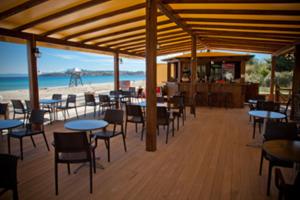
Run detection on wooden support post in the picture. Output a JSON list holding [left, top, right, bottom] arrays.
[[145, 0, 157, 152], [114, 52, 120, 91], [291, 45, 300, 120], [240, 60, 246, 83], [269, 56, 276, 101], [177, 61, 181, 82], [27, 37, 40, 111], [190, 35, 197, 109], [167, 62, 171, 81]]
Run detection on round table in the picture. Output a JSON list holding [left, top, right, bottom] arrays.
[[64, 119, 108, 132], [263, 140, 300, 163], [0, 119, 23, 131]]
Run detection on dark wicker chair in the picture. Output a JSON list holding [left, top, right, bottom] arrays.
[[259, 121, 298, 196], [275, 169, 300, 200], [25, 100, 52, 122], [11, 100, 27, 122], [157, 106, 175, 144], [169, 95, 185, 130], [0, 154, 18, 200], [84, 93, 99, 118], [90, 109, 126, 162], [56, 94, 78, 120], [99, 94, 116, 114], [53, 131, 96, 195], [125, 104, 145, 140], [8, 110, 50, 160]]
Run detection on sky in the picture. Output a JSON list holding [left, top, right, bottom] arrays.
[[0, 41, 270, 75]]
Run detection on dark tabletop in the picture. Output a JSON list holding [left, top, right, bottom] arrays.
[[263, 140, 300, 163], [248, 110, 285, 119], [40, 99, 64, 105], [0, 120, 23, 130], [64, 119, 108, 131]]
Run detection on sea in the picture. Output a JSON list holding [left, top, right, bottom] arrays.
[[0, 74, 145, 91]]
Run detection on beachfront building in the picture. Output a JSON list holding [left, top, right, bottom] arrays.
[[0, 0, 300, 199]]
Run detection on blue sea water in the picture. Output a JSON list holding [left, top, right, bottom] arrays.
[[0, 74, 145, 91]]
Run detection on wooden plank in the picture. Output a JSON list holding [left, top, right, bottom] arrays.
[[162, 0, 299, 3], [27, 37, 40, 111], [291, 44, 300, 119], [42, 3, 146, 36], [145, 0, 157, 151], [0, 0, 48, 21], [0, 28, 143, 58], [269, 56, 276, 101], [80, 20, 173, 43], [14, 0, 109, 31], [182, 18, 300, 26], [205, 42, 284, 50], [273, 44, 295, 56], [174, 9, 300, 16], [202, 38, 292, 46]]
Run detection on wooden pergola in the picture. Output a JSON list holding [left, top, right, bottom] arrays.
[[0, 0, 299, 151]]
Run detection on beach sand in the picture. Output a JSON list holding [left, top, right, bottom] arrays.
[[0, 80, 145, 102]]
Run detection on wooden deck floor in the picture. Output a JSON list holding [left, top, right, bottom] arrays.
[[0, 107, 292, 200]]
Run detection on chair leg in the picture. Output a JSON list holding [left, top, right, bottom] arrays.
[[125, 121, 128, 137], [252, 121, 256, 139], [30, 136, 36, 147], [141, 123, 144, 141], [122, 133, 127, 152], [75, 107, 79, 119], [172, 121, 175, 137], [67, 163, 71, 175], [135, 123, 138, 133], [107, 139, 110, 162], [43, 133, 50, 151], [55, 162, 58, 195], [89, 159, 93, 194], [20, 138, 23, 160], [259, 151, 264, 175], [7, 134, 11, 154], [267, 162, 273, 196], [84, 106, 87, 116], [93, 106, 96, 118], [177, 116, 179, 130], [166, 125, 169, 144], [92, 150, 96, 174]]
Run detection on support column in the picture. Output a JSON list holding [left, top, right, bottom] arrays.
[[114, 52, 120, 91], [145, 0, 157, 151], [167, 62, 171, 81], [190, 35, 197, 109], [27, 37, 40, 111], [240, 60, 246, 83], [291, 45, 300, 119], [269, 56, 276, 101]]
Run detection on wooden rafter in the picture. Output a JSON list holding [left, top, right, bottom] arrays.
[[0, 28, 143, 58], [182, 18, 300, 25], [161, 0, 299, 3], [273, 44, 295, 56], [0, 0, 48, 21], [202, 38, 292, 46], [14, 0, 110, 31], [41, 3, 145, 36]]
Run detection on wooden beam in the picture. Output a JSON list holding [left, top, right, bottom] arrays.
[[174, 9, 300, 16], [202, 38, 292, 46], [208, 43, 279, 51], [190, 35, 197, 107], [211, 47, 273, 54], [0, 28, 143, 58], [161, 0, 299, 3], [273, 44, 295, 56], [269, 56, 276, 101], [114, 52, 120, 92], [27, 37, 40, 111], [182, 18, 300, 26], [14, 0, 109, 31], [291, 44, 300, 119], [42, 3, 145, 36], [145, 0, 157, 152], [240, 60, 246, 83], [205, 42, 284, 50], [191, 24, 300, 33], [64, 15, 147, 40], [0, 0, 48, 21], [80, 20, 173, 43]]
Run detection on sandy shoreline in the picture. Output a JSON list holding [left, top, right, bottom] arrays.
[[0, 80, 145, 102]]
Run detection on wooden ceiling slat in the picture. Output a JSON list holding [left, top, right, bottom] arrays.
[[174, 9, 300, 16], [0, 0, 48, 21], [191, 24, 300, 32], [201, 38, 292, 46], [210, 47, 273, 54], [208, 43, 279, 51], [182, 18, 300, 25], [64, 15, 147, 40], [81, 20, 173, 43], [14, 0, 110, 31], [210, 45, 276, 53], [206, 42, 283, 50], [41, 3, 146, 36], [162, 0, 299, 3]]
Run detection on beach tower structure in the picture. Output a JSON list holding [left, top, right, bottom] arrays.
[[68, 67, 83, 87]]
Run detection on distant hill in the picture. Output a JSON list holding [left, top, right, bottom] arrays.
[[40, 70, 145, 77]]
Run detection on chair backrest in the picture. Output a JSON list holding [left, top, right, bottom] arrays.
[[129, 87, 136, 96], [137, 88, 143, 97], [264, 121, 298, 141], [99, 94, 110, 103], [29, 110, 45, 125], [157, 106, 169, 124], [104, 109, 124, 125], [11, 99, 25, 111], [25, 100, 31, 111], [66, 94, 76, 107], [157, 96, 165, 103], [126, 104, 143, 118], [53, 132, 90, 159], [171, 95, 184, 109], [52, 94, 62, 100], [0, 103, 8, 115], [85, 93, 95, 104], [283, 97, 292, 113], [0, 154, 18, 189], [256, 100, 279, 111]]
